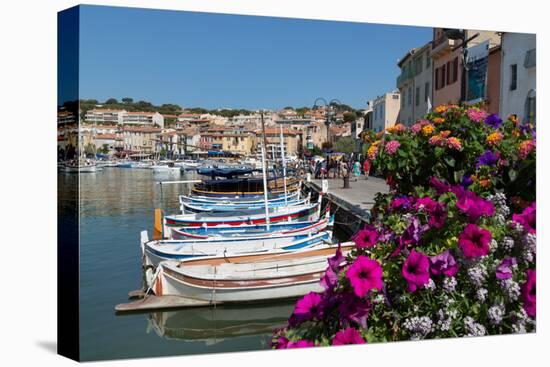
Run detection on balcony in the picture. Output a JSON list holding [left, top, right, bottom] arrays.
[[431, 36, 456, 58], [396, 69, 414, 88]]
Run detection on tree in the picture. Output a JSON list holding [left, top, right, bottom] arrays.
[[122, 97, 134, 104], [343, 111, 358, 123], [99, 144, 110, 154], [333, 136, 355, 154], [283, 106, 295, 110], [105, 98, 118, 104], [295, 107, 310, 116]]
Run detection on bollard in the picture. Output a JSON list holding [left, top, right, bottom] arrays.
[[343, 174, 350, 189]]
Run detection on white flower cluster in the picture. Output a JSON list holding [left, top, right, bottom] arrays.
[[488, 304, 506, 325], [403, 316, 433, 340], [442, 277, 457, 293], [423, 278, 436, 291], [463, 316, 487, 337], [500, 236, 515, 252], [520, 233, 537, 264], [467, 263, 488, 287], [436, 308, 458, 332], [489, 193, 510, 225], [476, 288, 488, 302], [498, 278, 521, 302]]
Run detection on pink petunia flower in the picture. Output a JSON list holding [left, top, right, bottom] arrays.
[[430, 250, 458, 277], [346, 256, 384, 297], [352, 225, 379, 249], [512, 201, 536, 234], [522, 269, 536, 318], [458, 224, 492, 258], [402, 250, 431, 292], [332, 327, 366, 345], [455, 190, 495, 222], [287, 340, 315, 348], [293, 292, 323, 322]]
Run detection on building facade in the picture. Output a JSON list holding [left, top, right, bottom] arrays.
[[397, 42, 433, 125], [431, 29, 501, 107], [499, 32, 536, 124], [372, 91, 401, 133]]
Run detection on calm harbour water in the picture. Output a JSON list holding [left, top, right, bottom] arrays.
[[62, 167, 320, 361]]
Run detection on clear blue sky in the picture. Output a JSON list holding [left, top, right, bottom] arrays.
[[78, 5, 432, 110]]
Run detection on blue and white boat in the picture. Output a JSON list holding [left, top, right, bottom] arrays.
[[170, 214, 332, 240], [179, 190, 300, 205], [142, 230, 333, 267], [180, 196, 310, 213]]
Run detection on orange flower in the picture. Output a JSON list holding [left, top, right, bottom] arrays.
[[439, 130, 451, 138], [367, 145, 379, 161], [486, 132, 503, 146], [386, 123, 406, 133], [479, 179, 491, 188], [447, 137, 462, 150], [421, 124, 435, 136], [434, 105, 448, 114], [432, 117, 445, 124]]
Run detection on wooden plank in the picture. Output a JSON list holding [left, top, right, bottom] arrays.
[[115, 295, 220, 313]]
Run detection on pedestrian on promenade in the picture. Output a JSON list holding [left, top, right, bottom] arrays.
[[352, 160, 361, 181], [320, 159, 327, 179], [363, 159, 371, 180]]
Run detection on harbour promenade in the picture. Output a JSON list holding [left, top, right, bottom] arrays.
[[305, 176, 389, 234]]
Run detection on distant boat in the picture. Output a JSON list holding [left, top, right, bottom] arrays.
[[142, 230, 332, 266], [63, 159, 97, 173], [150, 242, 354, 303], [152, 164, 181, 174]]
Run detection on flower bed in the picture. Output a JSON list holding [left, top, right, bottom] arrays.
[[272, 105, 536, 348]]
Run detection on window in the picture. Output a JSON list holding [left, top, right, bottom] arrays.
[[424, 82, 430, 102], [441, 64, 447, 89], [408, 87, 412, 106], [510, 64, 518, 91], [524, 89, 536, 124], [415, 87, 420, 107], [452, 57, 459, 83], [426, 52, 431, 68], [446, 61, 451, 85], [435, 67, 440, 90]]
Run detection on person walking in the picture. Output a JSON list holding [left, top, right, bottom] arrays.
[[352, 160, 361, 181], [363, 159, 371, 180]]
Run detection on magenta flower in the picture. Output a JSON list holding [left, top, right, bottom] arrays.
[[458, 224, 492, 258], [287, 340, 315, 348], [390, 196, 413, 211], [456, 190, 495, 222], [384, 140, 401, 155], [512, 202, 536, 234], [328, 243, 345, 270], [337, 293, 370, 328], [428, 202, 447, 229], [332, 328, 366, 345], [430, 176, 451, 194], [495, 257, 517, 280], [321, 266, 339, 291], [402, 250, 431, 292], [522, 269, 536, 318], [352, 225, 379, 249], [346, 256, 384, 298], [274, 336, 289, 349], [293, 292, 323, 322], [430, 250, 458, 277]]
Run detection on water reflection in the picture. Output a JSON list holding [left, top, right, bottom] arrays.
[[147, 302, 295, 345]]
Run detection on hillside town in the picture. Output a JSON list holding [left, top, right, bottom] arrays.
[[57, 28, 536, 161]]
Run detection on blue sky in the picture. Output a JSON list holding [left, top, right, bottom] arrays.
[[78, 5, 432, 110]]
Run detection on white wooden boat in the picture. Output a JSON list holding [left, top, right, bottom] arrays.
[[152, 165, 181, 174], [179, 190, 300, 205], [142, 230, 332, 267], [151, 242, 354, 303]]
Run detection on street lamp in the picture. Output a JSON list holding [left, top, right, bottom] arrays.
[[313, 97, 342, 147], [442, 28, 480, 103]]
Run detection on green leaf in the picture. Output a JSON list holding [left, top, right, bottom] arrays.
[[444, 156, 456, 167]]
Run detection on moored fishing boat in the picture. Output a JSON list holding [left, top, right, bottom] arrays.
[[179, 190, 300, 205], [180, 196, 309, 213], [150, 242, 354, 303], [142, 230, 332, 267], [163, 202, 320, 229], [170, 214, 332, 240]]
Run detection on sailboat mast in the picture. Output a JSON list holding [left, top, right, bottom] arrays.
[[260, 110, 270, 230], [279, 124, 288, 206]]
